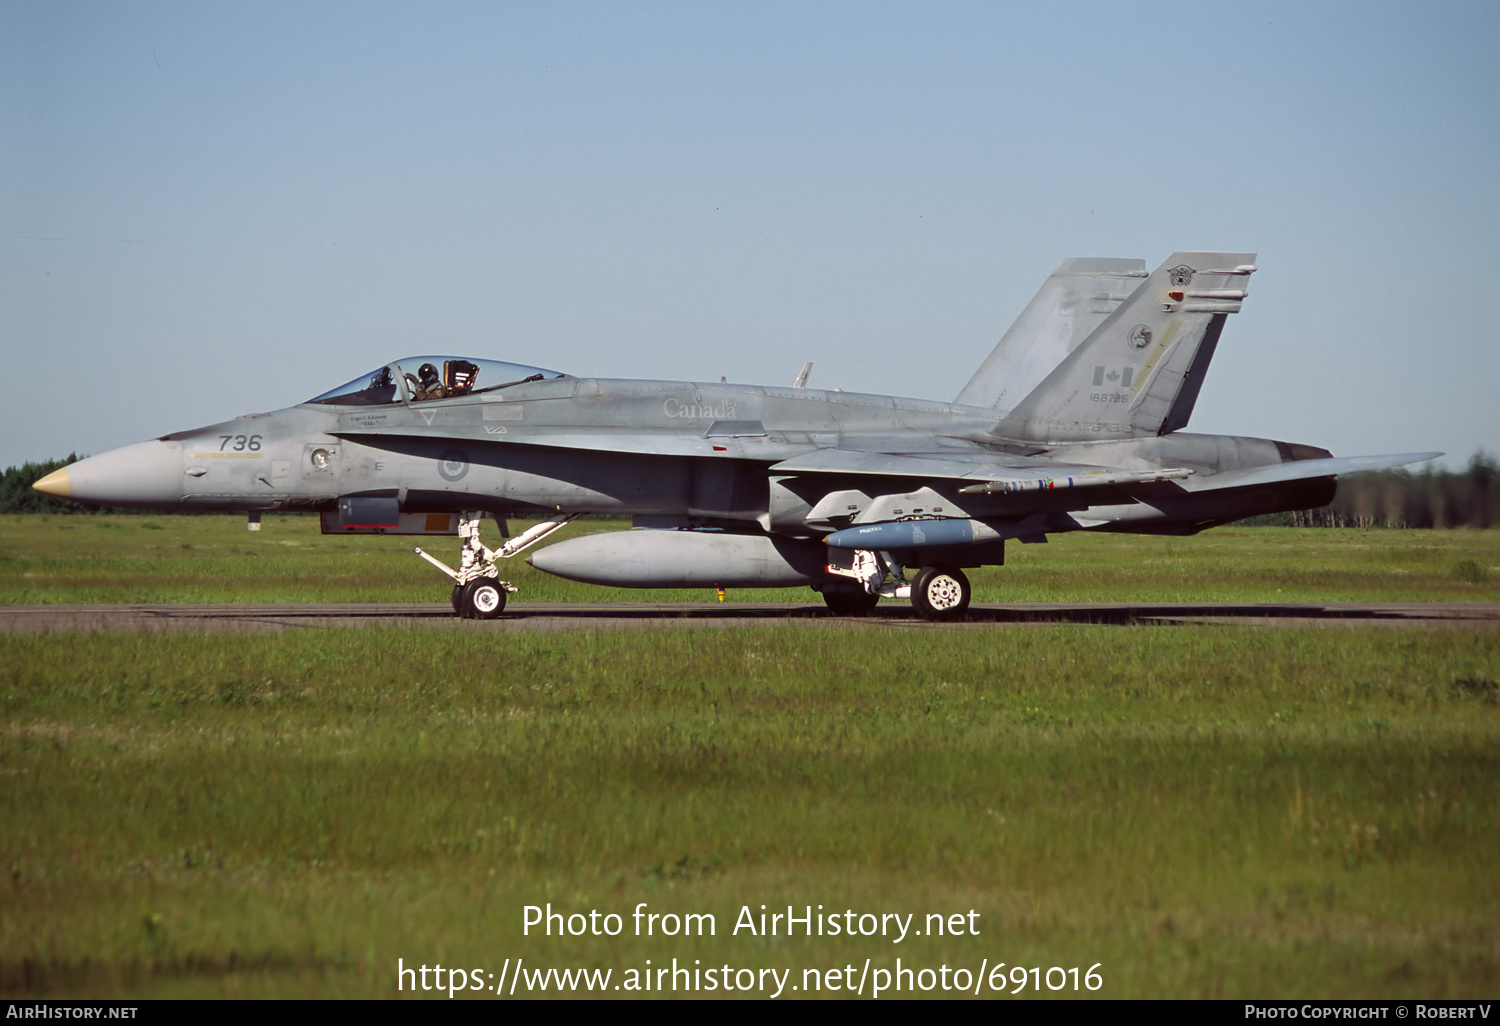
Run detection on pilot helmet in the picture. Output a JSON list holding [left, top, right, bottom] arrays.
[[418, 363, 440, 384]]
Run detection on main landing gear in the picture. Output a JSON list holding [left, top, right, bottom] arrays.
[[910, 565, 973, 620], [415, 512, 575, 619], [821, 549, 972, 621]]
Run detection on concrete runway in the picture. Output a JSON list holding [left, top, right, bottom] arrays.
[[2, 601, 1498, 633]]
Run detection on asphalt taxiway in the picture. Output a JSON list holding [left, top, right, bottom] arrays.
[[2, 602, 1497, 634]]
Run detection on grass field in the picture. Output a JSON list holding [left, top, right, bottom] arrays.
[[1, 517, 1498, 999], [2, 513, 1498, 605]]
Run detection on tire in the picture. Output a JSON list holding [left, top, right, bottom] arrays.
[[462, 579, 506, 620], [451, 583, 465, 614], [820, 582, 879, 616], [910, 565, 970, 621]]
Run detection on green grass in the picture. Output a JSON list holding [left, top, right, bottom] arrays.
[[2, 514, 1499, 605], [3, 627, 1498, 998], [2, 516, 1498, 998]]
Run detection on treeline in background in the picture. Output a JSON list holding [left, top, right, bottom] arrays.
[[1, 455, 99, 514], [3, 452, 1497, 527], [0, 455, 188, 516], [1243, 452, 1497, 528]]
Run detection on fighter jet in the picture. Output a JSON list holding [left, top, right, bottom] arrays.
[[33, 252, 1438, 620]]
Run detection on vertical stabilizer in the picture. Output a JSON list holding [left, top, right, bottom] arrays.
[[995, 252, 1255, 442], [956, 258, 1147, 414]]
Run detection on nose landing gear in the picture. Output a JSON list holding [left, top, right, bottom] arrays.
[[416, 512, 576, 619]]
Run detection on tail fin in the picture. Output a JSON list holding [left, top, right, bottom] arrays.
[[956, 258, 1147, 414], [994, 252, 1256, 443]]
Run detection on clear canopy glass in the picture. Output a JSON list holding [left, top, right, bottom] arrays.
[[307, 356, 566, 406]]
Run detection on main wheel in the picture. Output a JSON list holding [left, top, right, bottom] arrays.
[[820, 582, 880, 616], [461, 579, 506, 620], [910, 565, 970, 621], [451, 583, 465, 614]]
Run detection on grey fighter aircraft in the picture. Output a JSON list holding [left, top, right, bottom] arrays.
[[34, 252, 1438, 620]]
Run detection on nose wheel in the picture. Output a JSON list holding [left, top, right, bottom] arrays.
[[457, 578, 506, 619]]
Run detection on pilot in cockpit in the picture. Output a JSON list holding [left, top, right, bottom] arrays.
[[405, 359, 481, 401], [408, 362, 446, 401]]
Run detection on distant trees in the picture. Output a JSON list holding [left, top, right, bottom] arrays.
[[1241, 452, 1497, 528], [0, 456, 200, 515], [0, 455, 89, 513], [1326, 452, 1496, 528]]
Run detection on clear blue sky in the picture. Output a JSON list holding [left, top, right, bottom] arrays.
[[3, 1, 1497, 469]]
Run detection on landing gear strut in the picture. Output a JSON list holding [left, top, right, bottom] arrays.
[[415, 511, 576, 619]]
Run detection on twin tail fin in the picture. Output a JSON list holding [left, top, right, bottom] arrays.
[[995, 252, 1256, 443], [956, 257, 1147, 415]]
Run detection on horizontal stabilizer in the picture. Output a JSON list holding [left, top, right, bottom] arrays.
[[1181, 452, 1442, 492]]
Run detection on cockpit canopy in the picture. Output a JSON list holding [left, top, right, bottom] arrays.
[[307, 356, 566, 406]]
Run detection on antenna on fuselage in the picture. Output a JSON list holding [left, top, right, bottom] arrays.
[[793, 362, 813, 388]]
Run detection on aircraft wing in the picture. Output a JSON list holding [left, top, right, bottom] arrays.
[[770, 446, 1444, 496], [335, 418, 1201, 494], [768, 448, 1194, 492], [332, 415, 1438, 500], [1180, 452, 1443, 492]]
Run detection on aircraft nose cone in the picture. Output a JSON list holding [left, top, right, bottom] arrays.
[[39, 440, 185, 508], [32, 467, 71, 497]]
